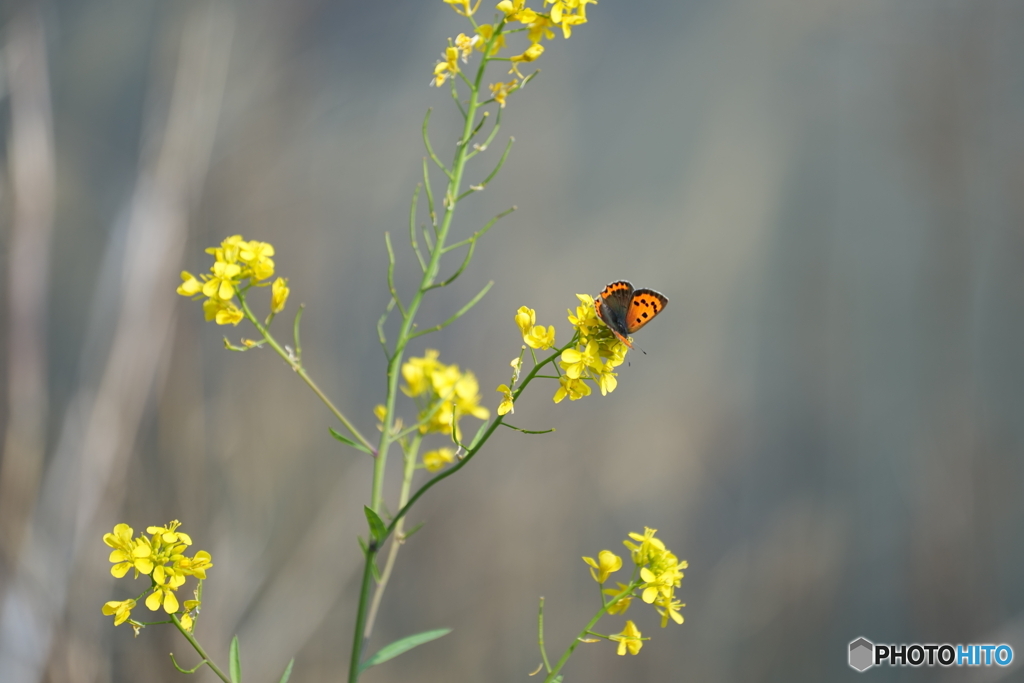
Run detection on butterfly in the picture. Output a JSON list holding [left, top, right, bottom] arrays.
[[594, 281, 668, 349]]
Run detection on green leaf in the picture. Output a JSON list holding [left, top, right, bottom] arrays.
[[467, 420, 490, 450], [357, 536, 369, 556], [501, 423, 555, 435], [329, 428, 372, 455], [229, 636, 241, 683], [277, 658, 294, 683], [359, 628, 453, 673], [403, 521, 426, 540], [364, 506, 387, 544]]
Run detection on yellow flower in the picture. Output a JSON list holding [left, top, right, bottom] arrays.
[[176, 271, 203, 297], [546, 0, 594, 38], [560, 340, 601, 379], [509, 43, 544, 77], [180, 612, 194, 632], [423, 447, 456, 472], [527, 16, 556, 44], [623, 527, 666, 567], [516, 306, 555, 349], [146, 575, 180, 614], [239, 240, 275, 281], [443, 0, 481, 16], [603, 583, 633, 615], [102, 598, 136, 626], [640, 565, 678, 604], [496, 384, 514, 415], [202, 260, 242, 301], [568, 293, 601, 338], [596, 367, 617, 396], [403, 352, 488, 439], [433, 45, 461, 87], [153, 562, 188, 593], [497, 0, 537, 23], [104, 524, 154, 578], [489, 80, 517, 108], [525, 324, 556, 350], [271, 277, 290, 313], [654, 596, 685, 627], [205, 234, 245, 265], [582, 549, 622, 583], [402, 350, 443, 397], [176, 550, 213, 579], [203, 298, 244, 325], [610, 620, 643, 656], [553, 375, 591, 403], [475, 24, 506, 55], [455, 33, 477, 62], [147, 520, 192, 547], [515, 306, 536, 338]]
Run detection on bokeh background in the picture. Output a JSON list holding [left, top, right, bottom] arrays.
[[2, 0, 1024, 681]]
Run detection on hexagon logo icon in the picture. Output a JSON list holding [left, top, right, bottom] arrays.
[[849, 637, 874, 672]]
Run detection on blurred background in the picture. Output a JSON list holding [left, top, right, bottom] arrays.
[[1, 0, 1024, 681]]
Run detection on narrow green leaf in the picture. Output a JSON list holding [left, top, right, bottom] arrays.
[[229, 636, 241, 683], [364, 506, 387, 544], [359, 628, 453, 672], [277, 658, 294, 683], [403, 521, 426, 540], [501, 423, 555, 435], [468, 420, 491, 450], [357, 536, 369, 556], [329, 428, 372, 455]]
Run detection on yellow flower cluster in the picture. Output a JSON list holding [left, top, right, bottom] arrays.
[[555, 294, 627, 402], [102, 521, 212, 630], [624, 527, 687, 628], [176, 235, 288, 326], [436, 0, 597, 104], [581, 527, 686, 656], [400, 350, 489, 445]]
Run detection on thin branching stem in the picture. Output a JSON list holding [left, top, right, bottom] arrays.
[[364, 434, 421, 638], [538, 597, 552, 673], [384, 232, 407, 317], [457, 134, 514, 201], [543, 584, 637, 683], [377, 297, 396, 359], [409, 184, 426, 271], [422, 109, 452, 178], [293, 304, 305, 363], [410, 281, 493, 338], [422, 157, 437, 227], [384, 341, 569, 540], [171, 615, 231, 683], [237, 293, 376, 454], [350, 19, 510, 682]]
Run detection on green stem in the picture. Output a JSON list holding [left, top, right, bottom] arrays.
[[364, 435, 421, 640], [349, 22, 509, 683], [238, 293, 376, 455], [348, 548, 377, 683], [538, 597, 552, 673], [171, 615, 231, 683], [544, 584, 637, 683], [385, 341, 570, 538]]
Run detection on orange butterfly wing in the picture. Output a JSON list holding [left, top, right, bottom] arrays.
[[623, 289, 668, 334], [594, 281, 636, 346]]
